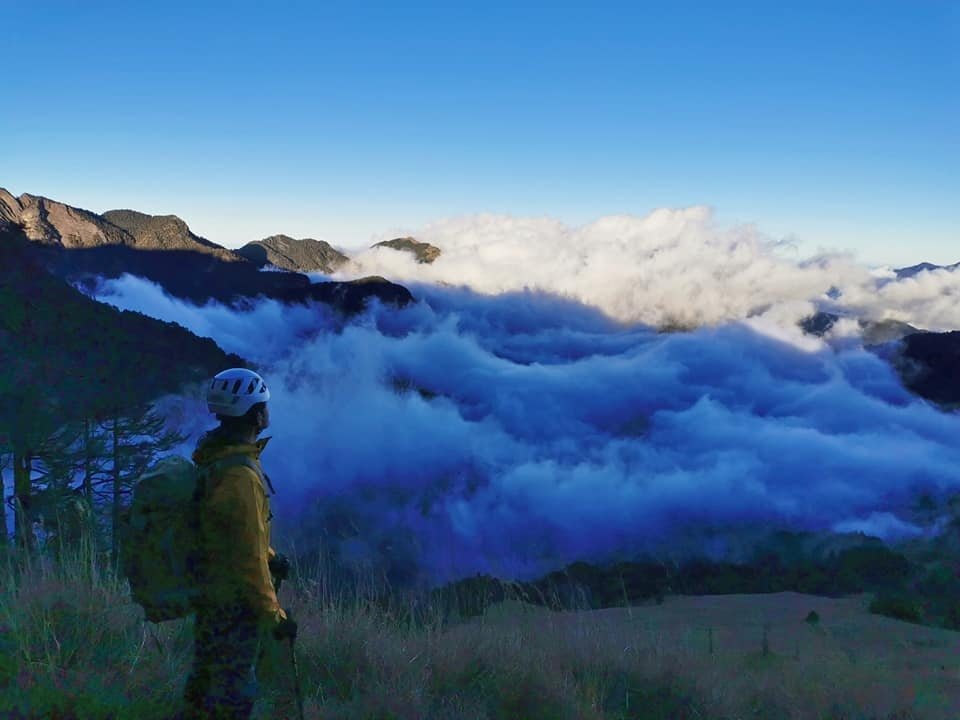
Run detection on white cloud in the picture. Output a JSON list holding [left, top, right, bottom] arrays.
[[96, 272, 960, 585], [340, 208, 861, 329], [841, 267, 960, 331], [339, 208, 960, 332]]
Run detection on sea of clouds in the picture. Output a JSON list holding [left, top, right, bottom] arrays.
[[91, 208, 960, 586], [345, 207, 960, 332]]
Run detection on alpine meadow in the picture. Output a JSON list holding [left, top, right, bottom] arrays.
[[2, 2, 959, 719]]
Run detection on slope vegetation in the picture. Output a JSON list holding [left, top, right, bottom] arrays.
[[0, 223, 245, 424], [237, 234, 349, 273]]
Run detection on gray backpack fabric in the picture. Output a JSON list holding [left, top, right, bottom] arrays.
[[121, 454, 264, 623]]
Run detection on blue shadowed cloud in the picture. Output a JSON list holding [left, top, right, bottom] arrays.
[[91, 228, 960, 584]]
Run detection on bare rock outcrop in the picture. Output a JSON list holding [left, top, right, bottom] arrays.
[[0, 188, 242, 263], [0, 188, 22, 224], [0, 190, 131, 248]]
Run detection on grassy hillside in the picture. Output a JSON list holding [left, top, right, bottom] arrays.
[[0, 545, 952, 720]]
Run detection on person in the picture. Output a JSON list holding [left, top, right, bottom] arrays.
[[183, 368, 297, 719]]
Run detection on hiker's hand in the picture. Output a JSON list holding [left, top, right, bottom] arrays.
[[269, 553, 291, 581], [273, 615, 298, 641]]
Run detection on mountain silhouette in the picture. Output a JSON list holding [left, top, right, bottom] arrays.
[[236, 234, 349, 273], [895, 261, 960, 279], [373, 236, 442, 264], [0, 187, 412, 313], [0, 222, 245, 421]]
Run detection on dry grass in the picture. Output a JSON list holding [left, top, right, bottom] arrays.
[[0, 546, 953, 719]]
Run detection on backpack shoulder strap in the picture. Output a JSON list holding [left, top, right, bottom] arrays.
[[196, 454, 275, 496]]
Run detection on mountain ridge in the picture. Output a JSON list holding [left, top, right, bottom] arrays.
[[102, 208, 237, 260], [0, 221, 246, 415], [0, 187, 413, 313], [4, 185, 958, 407], [236, 233, 349, 273], [895, 261, 960, 279], [1, 188, 132, 249]]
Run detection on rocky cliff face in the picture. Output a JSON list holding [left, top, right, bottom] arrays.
[[236, 234, 349, 273], [0, 188, 131, 248], [373, 236, 441, 264], [0, 188, 23, 224], [0, 188, 241, 262]]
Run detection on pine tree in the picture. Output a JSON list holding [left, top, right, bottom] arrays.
[[101, 403, 185, 563], [82, 417, 107, 503], [0, 224, 237, 555], [38, 415, 111, 545], [2, 414, 86, 551], [27, 419, 102, 554], [0, 393, 63, 549]]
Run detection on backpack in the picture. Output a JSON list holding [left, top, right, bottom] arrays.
[[120, 453, 264, 623]]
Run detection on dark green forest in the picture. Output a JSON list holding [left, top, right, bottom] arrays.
[[0, 225, 245, 553], [430, 536, 960, 632]]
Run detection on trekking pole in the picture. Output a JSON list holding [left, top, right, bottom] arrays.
[[273, 563, 305, 720], [289, 636, 305, 720]]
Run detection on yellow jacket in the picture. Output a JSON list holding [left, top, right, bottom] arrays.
[[193, 432, 286, 624]]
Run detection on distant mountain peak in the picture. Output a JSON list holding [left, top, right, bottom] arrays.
[[236, 234, 349, 274], [102, 208, 236, 258], [0, 187, 239, 261], [895, 261, 960, 279], [0, 188, 132, 249], [373, 236, 441, 264]]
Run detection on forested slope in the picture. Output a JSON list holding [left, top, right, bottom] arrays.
[[0, 224, 245, 546]]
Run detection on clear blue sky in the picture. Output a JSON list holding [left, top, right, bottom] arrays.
[[1, 1, 957, 265]]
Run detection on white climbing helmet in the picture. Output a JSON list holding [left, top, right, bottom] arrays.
[[207, 368, 271, 417]]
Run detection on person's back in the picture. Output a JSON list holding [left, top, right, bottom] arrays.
[[193, 428, 279, 614], [183, 368, 296, 720]]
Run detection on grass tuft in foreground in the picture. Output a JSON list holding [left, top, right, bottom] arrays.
[[0, 545, 938, 719]]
